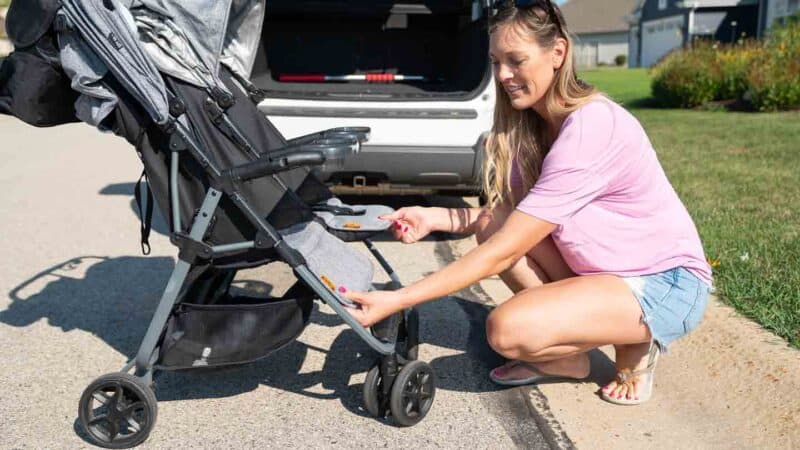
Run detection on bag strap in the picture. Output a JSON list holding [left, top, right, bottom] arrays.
[[134, 170, 154, 255]]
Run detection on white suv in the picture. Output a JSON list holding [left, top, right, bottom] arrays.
[[251, 0, 495, 195]]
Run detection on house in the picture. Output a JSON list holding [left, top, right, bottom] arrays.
[[559, 0, 641, 68], [628, 0, 759, 68], [760, 0, 800, 35], [628, 0, 799, 68]]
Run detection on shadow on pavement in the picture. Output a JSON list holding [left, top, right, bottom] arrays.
[[1, 253, 516, 423]]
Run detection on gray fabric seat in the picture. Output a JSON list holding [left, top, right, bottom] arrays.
[[281, 221, 374, 294]]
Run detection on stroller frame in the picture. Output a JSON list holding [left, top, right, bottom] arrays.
[[0, 0, 436, 444], [77, 84, 433, 448], [131, 118, 398, 382]]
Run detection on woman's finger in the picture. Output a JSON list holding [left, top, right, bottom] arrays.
[[343, 290, 371, 305], [344, 306, 369, 326], [391, 220, 410, 240], [379, 210, 404, 221]]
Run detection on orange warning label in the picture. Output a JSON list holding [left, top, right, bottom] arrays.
[[320, 274, 336, 291]]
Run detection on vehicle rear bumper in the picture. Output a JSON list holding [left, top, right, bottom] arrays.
[[316, 141, 485, 192]]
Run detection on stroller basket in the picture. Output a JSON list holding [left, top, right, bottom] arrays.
[[160, 284, 314, 369]]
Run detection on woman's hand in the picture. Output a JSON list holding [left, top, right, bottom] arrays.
[[380, 207, 437, 244], [344, 289, 407, 327]]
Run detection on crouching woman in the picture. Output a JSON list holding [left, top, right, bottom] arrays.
[[345, 1, 713, 405]]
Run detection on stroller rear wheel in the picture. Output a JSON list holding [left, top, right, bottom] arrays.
[[389, 360, 436, 427], [362, 364, 388, 418], [78, 372, 158, 449]]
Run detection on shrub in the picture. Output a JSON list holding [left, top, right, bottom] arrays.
[[650, 15, 800, 111], [714, 41, 760, 101], [614, 54, 627, 66], [650, 47, 719, 108], [746, 14, 800, 111]]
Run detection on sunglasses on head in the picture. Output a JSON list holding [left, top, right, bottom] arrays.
[[492, 0, 566, 37]]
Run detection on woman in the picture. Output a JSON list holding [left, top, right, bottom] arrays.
[[345, 0, 713, 406]]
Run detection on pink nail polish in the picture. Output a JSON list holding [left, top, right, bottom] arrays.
[[602, 386, 610, 391], [394, 222, 402, 230], [403, 226, 409, 233], [338, 286, 347, 293]]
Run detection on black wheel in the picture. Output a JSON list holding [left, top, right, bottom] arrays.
[[78, 372, 157, 449], [363, 364, 388, 418], [405, 309, 420, 361], [389, 360, 436, 427]]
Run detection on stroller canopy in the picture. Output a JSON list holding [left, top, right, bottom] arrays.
[[7, 0, 265, 128], [124, 0, 265, 82]]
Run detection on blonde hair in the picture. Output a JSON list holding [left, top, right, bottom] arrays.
[[483, 4, 600, 208]]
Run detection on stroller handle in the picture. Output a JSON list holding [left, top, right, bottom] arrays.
[[226, 151, 325, 182], [226, 138, 360, 182]]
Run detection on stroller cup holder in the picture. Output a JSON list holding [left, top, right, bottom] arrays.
[[286, 126, 371, 147]]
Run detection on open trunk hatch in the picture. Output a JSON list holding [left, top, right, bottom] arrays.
[[252, 1, 491, 101]]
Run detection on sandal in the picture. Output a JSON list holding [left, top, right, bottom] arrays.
[[601, 341, 660, 405], [489, 360, 586, 386]]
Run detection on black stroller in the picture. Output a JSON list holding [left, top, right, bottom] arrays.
[[0, 0, 436, 447]]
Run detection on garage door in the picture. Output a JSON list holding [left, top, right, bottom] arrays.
[[575, 42, 598, 69], [641, 15, 684, 67]]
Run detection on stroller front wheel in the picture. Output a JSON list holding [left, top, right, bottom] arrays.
[[78, 372, 158, 449], [389, 360, 436, 427]]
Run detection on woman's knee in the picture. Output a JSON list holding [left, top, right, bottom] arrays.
[[485, 308, 549, 358], [485, 310, 513, 356]]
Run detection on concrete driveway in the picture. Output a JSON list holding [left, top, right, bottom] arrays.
[[0, 116, 567, 449]]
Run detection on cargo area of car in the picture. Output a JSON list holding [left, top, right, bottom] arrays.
[[251, 0, 491, 100]]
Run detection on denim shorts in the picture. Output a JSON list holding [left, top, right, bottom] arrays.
[[622, 267, 711, 353]]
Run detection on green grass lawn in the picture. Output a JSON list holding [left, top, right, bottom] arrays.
[[582, 67, 800, 348]]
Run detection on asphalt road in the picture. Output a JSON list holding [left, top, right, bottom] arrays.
[[0, 116, 566, 449]]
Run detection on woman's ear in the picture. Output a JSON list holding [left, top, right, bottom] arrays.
[[552, 38, 568, 70]]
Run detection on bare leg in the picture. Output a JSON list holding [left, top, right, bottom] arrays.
[[485, 275, 652, 396], [475, 203, 591, 378], [475, 204, 654, 400]]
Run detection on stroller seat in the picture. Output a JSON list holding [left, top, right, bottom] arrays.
[[281, 220, 374, 295]]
